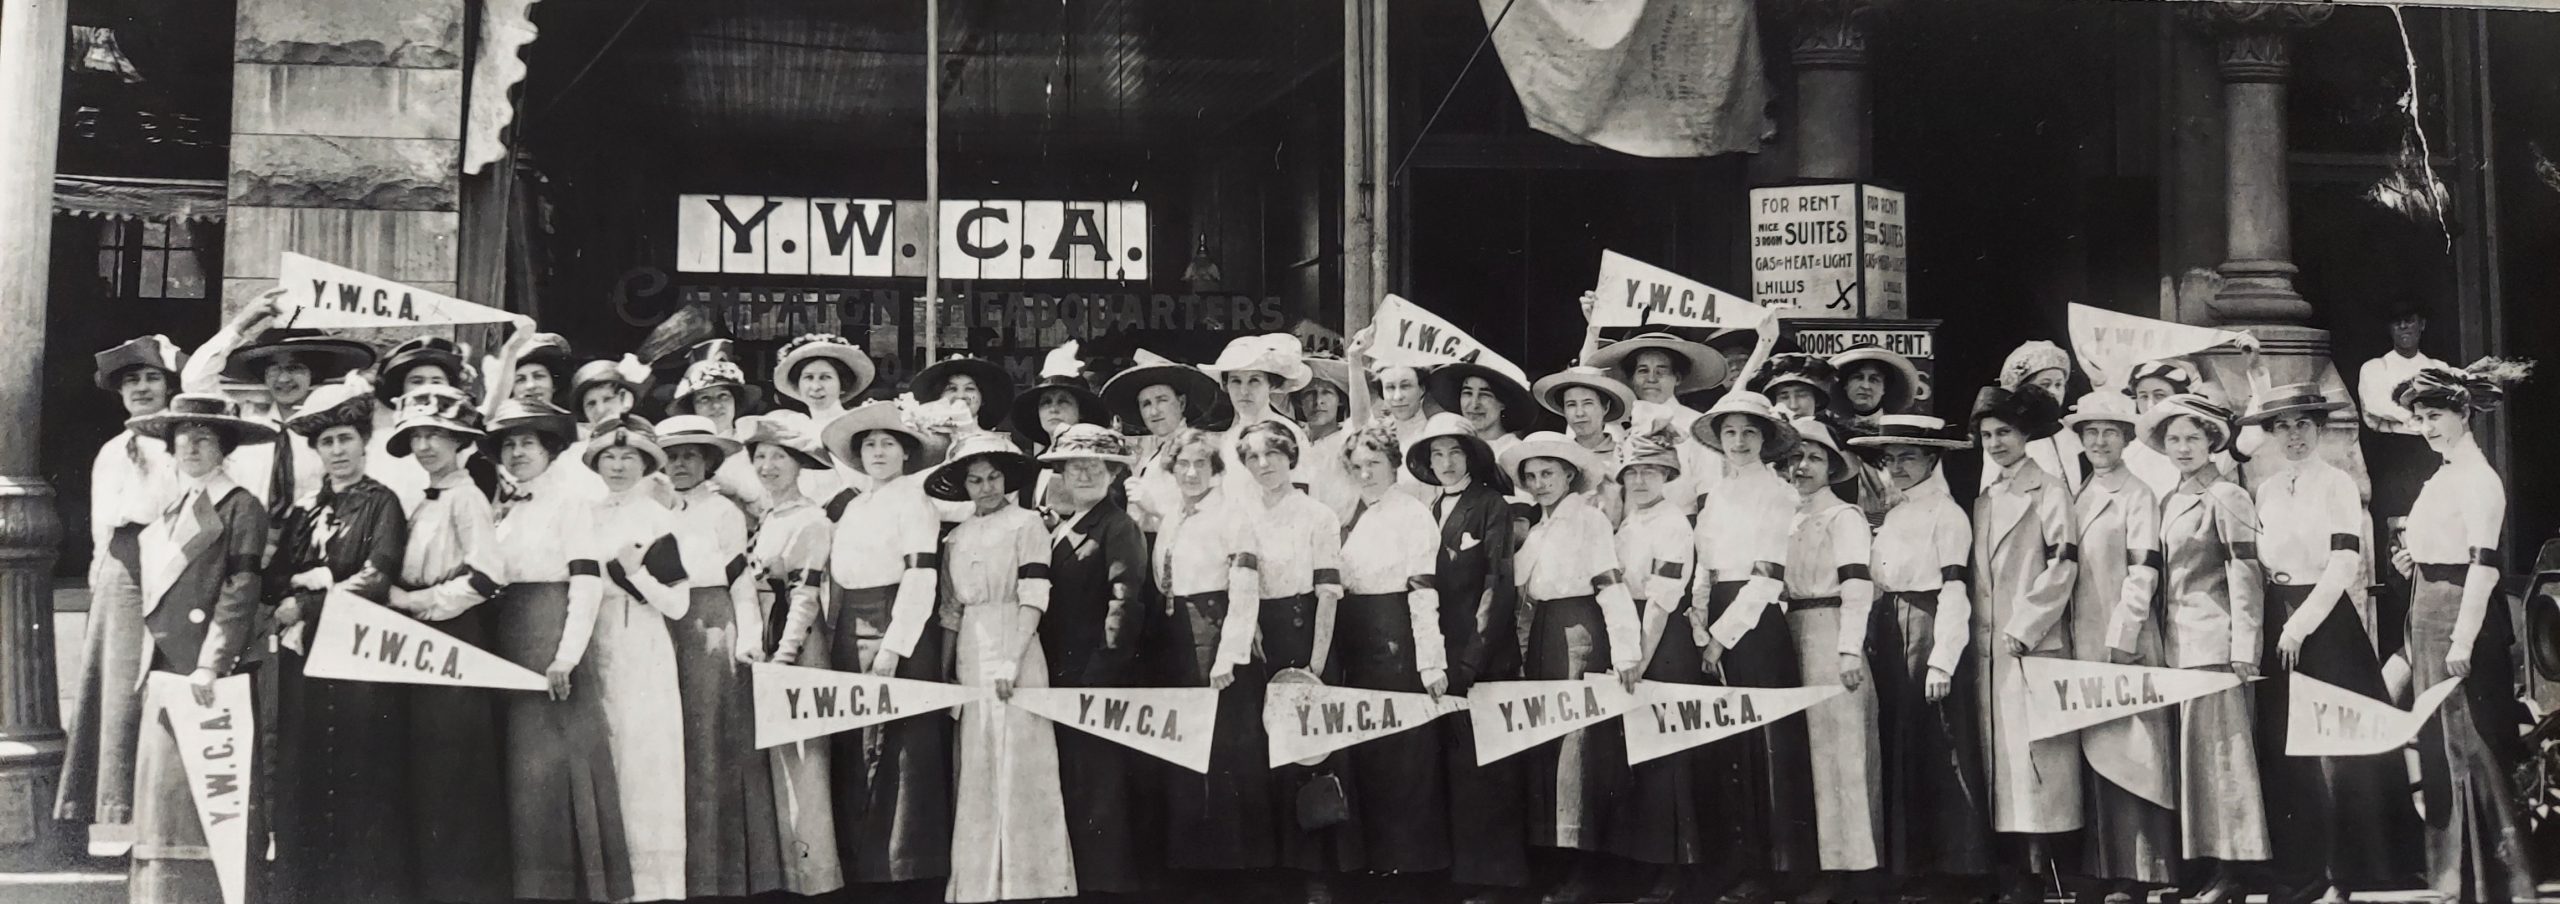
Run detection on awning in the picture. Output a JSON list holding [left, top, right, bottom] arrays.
[[52, 174, 224, 223]]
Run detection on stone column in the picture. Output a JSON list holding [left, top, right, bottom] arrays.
[[0, 0, 71, 855], [2189, 2, 2332, 328], [1779, 0, 1882, 181]]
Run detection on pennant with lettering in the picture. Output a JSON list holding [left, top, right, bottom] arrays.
[[2286, 674, 2463, 757], [1264, 681, 1469, 767], [304, 590, 548, 692], [1369, 294, 1530, 389], [1008, 686, 1219, 773], [2065, 303, 2248, 391], [275, 252, 531, 330], [750, 661, 990, 749], [150, 672, 253, 904], [1621, 681, 1842, 765], [2023, 656, 2247, 741], [1467, 675, 1632, 766], [1591, 250, 1771, 330]]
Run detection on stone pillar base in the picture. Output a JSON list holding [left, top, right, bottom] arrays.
[[0, 477, 62, 861]]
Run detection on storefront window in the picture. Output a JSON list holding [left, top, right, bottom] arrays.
[[94, 218, 207, 300]]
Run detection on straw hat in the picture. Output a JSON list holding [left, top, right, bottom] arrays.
[[2123, 359, 2199, 397], [2062, 391, 2141, 434], [655, 414, 745, 463], [910, 355, 1016, 430], [1040, 423, 1135, 467], [1426, 361, 1537, 434], [1611, 422, 1685, 481], [582, 414, 667, 473], [1102, 348, 1222, 427], [94, 334, 185, 390], [1694, 390, 1800, 461], [821, 400, 938, 475], [924, 432, 1041, 502], [570, 356, 648, 406], [376, 336, 468, 403], [670, 339, 765, 415], [1009, 341, 1107, 444], [1968, 385, 2065, 442], [284, 382, 379, 439], [735, 412, 832, 471], [2237, 382, 2349, 426], [1532, 366, 1636, 424], [1587, 332, 1726, 394], [222, 328, 374, 384], [1787, 416, 1857, 485], [478, 398, 578, 459], [1201, 334, 1312, 393], [774, 333, 876, 405], [1499, 431, 1602, 495], [1748, 353, 1840, 406], [1403, 412, 1511, 493], [1846, 414, 1972, 450], [2137, 392, 2239, 455], [1301, 354, 1353, 401], [386, 385, 486, 457], [1828, 344, 1920, 414], [128, 393, 279, 446]]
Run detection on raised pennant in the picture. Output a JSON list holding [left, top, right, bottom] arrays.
[[2065, 302, 2248, 391], [1467, 675, 1631, 766], [2286, 675, 2463, 757], [150, 672, 253, 904], [305, 590, 548, 692], [2023, 656, 2247, 741], [1369, 294, 1530, 390], [1007, 686, 1218, 774], [1591, 250, 1770, 330], [275, 252, 530, 330], [1622, 681, 1842, 765], [750, 661, 989, 749], [1264, 681, 1468, 767]]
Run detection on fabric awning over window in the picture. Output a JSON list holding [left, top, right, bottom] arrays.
[[52, 174, 225, 223]]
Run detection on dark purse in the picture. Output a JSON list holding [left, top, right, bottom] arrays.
[[1296, 771, 1350, 829]]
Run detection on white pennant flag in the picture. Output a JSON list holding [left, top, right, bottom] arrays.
[[305, 590, 548, 692], [2023, 656, 2248, 741], [1264, 681, 1469, 767], [1007, 686, 1219, 774], [1622, 681, 1842, 765], [2065, 303, 2248, 391], [1591, 250, 1771, 330], [750, 661, 989, 749], [1467, 675, 1631, 766], [275, 252, 530, 329], [2286, 674, 2464, 757], [1368, 294, 1530, 389], [150, 672, 253, 904]]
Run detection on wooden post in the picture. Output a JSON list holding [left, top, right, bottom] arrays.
[[1342, 0, 1387, 337], [923, 0, 942, 369]]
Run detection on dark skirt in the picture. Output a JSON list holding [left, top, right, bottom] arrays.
[[1696, 581, 1818, 875], [57, 524, 147, 827], [1163, 589, 1280, 870], [269, 615, 416, 904], [2408, 564, 2538, 902], [1603, 599, 1715, 866], [827, 582, 955, 883], [670, 586, 788, 896], [1522, 595, 1627, 852], [1333, 591, 1453, 874], [494, 581, 633, 903], [1264, 592, 1366, 873], [403, 603, 514, 904], [2253, 582, 2423, 890], [1872, 590, 1993, 879], [1046, 595, 1163, 894]]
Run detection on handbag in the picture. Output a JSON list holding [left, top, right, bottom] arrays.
[[1296, 771, 1350, 829]]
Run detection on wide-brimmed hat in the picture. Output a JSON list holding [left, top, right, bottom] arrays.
[[1748, 353, 1840, 407], [570, 356, 647, 406], [583, 414, 667, 473], [2138, 392, 2239, 455], [1404, 412, 1512, 493], [911, 355, 1016, 430], [774, 333, 876, 406], [2062, 391, 2141, 434], [128, 393, 279, 446], [821, 400, 938, 475], [1969, 385, 2065, 442], [1103, 348, 1221, 428], [2238, 382, 2348, 426], [2123, 359, 2199, 396], [1301, 354, 1353, 402], [1533, 366, 1636, 425], [223, 329, 375, 384], [1426, 361, 1538, 434], [925, 432, 1041, 502], [670, 338, 765, 415], [735, 412, 832, 471], [284, 382, 380, 439], [376, 336, 468, 403], [1588, 332, 1726, 395], [1499, 431, 1602, 495], [1040, 423, 1134, 467], [1695, 390, 1800, 461], [479, 398, 578, 460], [1786, 416, 1857, 485], [1010, 341, 1107, 445], [1846, 414, 1973, 450], [656, 414, 744, 464], [94, 335, 185, 391], [1828, 344, 1920, 414], [1612, 422, 1685, 481], [387, 385, 486, 457], [1201, 334, 1312, 393]]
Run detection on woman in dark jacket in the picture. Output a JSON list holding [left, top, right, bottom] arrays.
[[1036, 424, 1162, 896]]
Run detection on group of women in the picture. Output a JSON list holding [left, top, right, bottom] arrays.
[[56, 289, 2540, 904]]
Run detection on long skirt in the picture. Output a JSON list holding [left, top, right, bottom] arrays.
[[2359, 432, 2435, 657], [669, 586, 787, 896], [949, 602, 1077, 902], [2253, 582, 2422, 890], [1522, 595, 1626, 852], [1334, 591, 1453, 873], [1264, 592, 1366, 872], [1789, 597, 1882, 872], [829, 583, 955, 883], [761, 585, 845, 895], [405, 603, 513, 903], [593, 591, 689, 900], [57, 525, 147, 828], [128, 671, 223, 904], [494, 581, 633, 902], [1446, 688, 1531, 887], [268, 639, 414, 904], [2177, 665, 2270, 862], [2408, 563, 2539, 902], [1163, 589, 1279, 870], [1045, 599, 1160, 894], [1697, 582, 1818, 875], [1871, 591, 1992, 880], [1601, 600, 1713, 866]]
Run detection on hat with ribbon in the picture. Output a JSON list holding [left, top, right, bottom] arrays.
[[2137, 391, 2240, 455], [94, 334, 185, 390], [1747, 353, 1841, 405], [1201, 333, 1312, 393], [1846, 413, 1973, 450], [1040, 423, 1135, 467], [478, 398, 578, 458], [1499, 431, 1602, 495], [774, 333, 876, 406], [2063, 391, 2141, 434], [655, 414, 745, 463], [285, 381, 381, 439], [2238, 382, 2349, 427], [1426, 361, 1537, 435], [377, 336, 469, 403], [911, 354, 1016, 430], [1588, 332, 1727, 395], [583, 414, 668, 473], [1103, 348, 1222, 427], [670, 339, 764, 415], [1695, 390, 1801, 461], [1403, 411, 1512, 493], [130, 393, 280, 446], [387, 385, 486, 457], [736, 411, 831, 471], [2123, 359, 2199, 397], [2395, 357, 2534, 415], [925, 431, 1041, 502], [1612, 421, 1685, 481], [1009, 340, 1107, 444], [1829, 344, 1921, 414], [1532, 365, 1637, 425], [821, 400, 940, 476], [1787, 416, 1857, 485], [570, 355, 649, 406], [1969, 385, 2066, 442], [224, 328, 376, 385]]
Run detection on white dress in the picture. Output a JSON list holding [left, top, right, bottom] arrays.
[[588, 486, 692, 901], [943, 504, 1077, 902]]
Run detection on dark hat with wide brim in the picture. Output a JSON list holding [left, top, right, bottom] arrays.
[[376, 336, 468, 404], [1748, 353, 1842, 407], [669, 360, 766, 416], [1102, 354, 1223, 428], [478, 398, 578, 459], [1969, 385, 2066, 443], [284, 383, 380, 439], [912, 357, 1017, 431], [387, 385, 486, 457], [1009, 376, 1108, 445], [128, 393, 280, 445], [1403, 412, 1514, 494], [924, 432, 1042, 502], [95, 335, 185, 390], [223, 329, 376, 384], [1829, 345, 1920, 415], [1425, 361, 1538, 435]]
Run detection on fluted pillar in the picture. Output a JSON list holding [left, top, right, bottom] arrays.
[[2189, 2, 2332, 327], [1779, 0, 1882, 181]]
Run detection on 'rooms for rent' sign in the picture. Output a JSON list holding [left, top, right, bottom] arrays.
[[676, 195, 1150, 281]]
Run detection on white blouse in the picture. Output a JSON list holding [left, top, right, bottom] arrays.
[[1157, 489, 1263, 674], [1614, 499, 1693, 616], [1786, 495, 1876, 658], [1870, 469, 1974, 676], [392, 468, 500, 622], [1338, 491, 1447, 672], [943, 504, 1053, 684], [2403, 436, 2501, 567], [1240, 488, 1345, 598], [1517, 494, 1640, 670], [90, 429, 177, 548], [829, 474, 942, 659]]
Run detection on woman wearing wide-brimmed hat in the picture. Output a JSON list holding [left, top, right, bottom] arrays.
[[1295, 352, 1363, 522], [1327, 422, 1455, 887], [1150, 425, 1282, 877], [1749, 353, 1843, 422], [774, 333, 876, 426], [262, 382, 415, 904], [578, 415, 696, 901], [1533, 365, 1635, 524], [2120, 358, 2207, 497], [1983, 341, 2083, 494], [1830, 344, 1922, 426], [669, 340, 770, 511], [1595, 423, 1713, 901], [2056, 393, 2178, 899], [182, 295, 378, 513], [488, 329, 573, 407], [815, 400, 955, 886], [1010, 341, 1108, 510], [733, 412, 846, 896], [1104, 348, 1224, 536], [1201, 333, 1317, 498], [2241, 384, 2422, 903], [1428, 360, 1537, 458], [1586, 331, 1729, 421], [1965, 383, 2081, 904], [1847, 416, 1992, 896], [1779, 416, 1884, 896], [2387, 360, 2540, 902], [912, 352, 1016, 433], [378, 385, 513, 904], [122, 393, 274, 904]]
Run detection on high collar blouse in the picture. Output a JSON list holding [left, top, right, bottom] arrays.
[[1870, 468, 1974, 676], [944, 504, 1052, 614], [91, 428, 178, 547], [1696, 460, 1795, 580], [2403, 436, 2502, 567], [2254, 454, 2363, 580], [1784, 492, 1871, 601], [829, 474, 940, 590], [1235, 486, 1344, 598], [1516, 493, 1639, 667], [669, 481, 751, 587], [395, 468, 500, 621], [487, 459, 601, 584], [1339, 490, 1448, 673], [1615, 498, 1693, 615], [1158, 489, 1248, 599]]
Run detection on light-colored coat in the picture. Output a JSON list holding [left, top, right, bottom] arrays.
[[1971, 457, 2083, 834], [2068, 467, 2174, 808]]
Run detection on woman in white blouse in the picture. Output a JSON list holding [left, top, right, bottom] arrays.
[[1230, 421, 1356, 882], [1781, 416, 1883, 895], [1596, 423, 1712, 900], [1328, 423, 1452, 883], [736, 412, 846, 896], [580, 416, 696, 901], [2387, 362, 2539, 902], [1155, 427, 1280, 874]]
